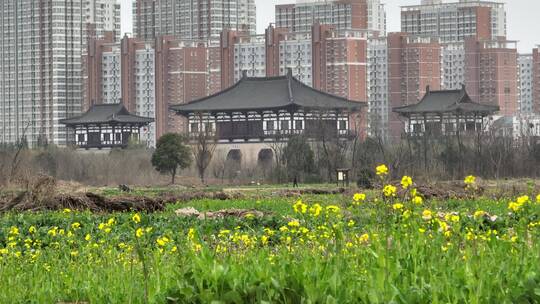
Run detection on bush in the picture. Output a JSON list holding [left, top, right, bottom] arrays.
[[356, 168, 375, 189]]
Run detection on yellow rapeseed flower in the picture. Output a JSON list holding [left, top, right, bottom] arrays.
[[132, 213, 141, 224], [422, 210, 433, 220], [516, 195, 530, 205], [508, 201, 522, 212], [28, 226, 36, 234], [71, 222, 81, 229], [187, 228, 196, 241], [85, 234, 91, 241], [9, 226, 19, 236], [353, 193, 366, 202], [401, 176, 413, 189], [383, 185, 397, 197], [537, 194, 540, 204], [309, 203, 322, 217], [473, 210, 486, 219], [218, 230, 231, 237], [392, 203, 404, 211], [358, 233, 369, 244], [464, 175, 476, 185], [192, 243, 202, 252], [135, 228, 144, 238], [376, 164, 389, 176], [63, 208, 71, 214], [412, 196, 423, 205], [403, 210, 412, 219], [326, 205, 341, 213], [287, 220, 300, 228], [156, 236, 170, 247], [293, 200, 308, 214], [47, 227, 58, 237]]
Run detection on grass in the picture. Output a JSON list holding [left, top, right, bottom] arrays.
[[0, 182, 539, 303]]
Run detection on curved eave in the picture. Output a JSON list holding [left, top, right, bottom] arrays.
[[60, 118, 154, 126], [393, 106, 500, 116], [171, 102, 365, 117]]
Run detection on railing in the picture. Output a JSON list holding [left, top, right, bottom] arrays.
[[207, 129, 357, 141]]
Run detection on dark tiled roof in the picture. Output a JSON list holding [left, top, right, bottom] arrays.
[[60, 103, 154, 125], [170, 71, 366, 115], [393, 86, 499, 115]]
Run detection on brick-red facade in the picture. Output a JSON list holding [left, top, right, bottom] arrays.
[[387, 32, 441, 139], [156, 37, 216, 137], [464, 38, 518, 116], [85, 33, 221, 141], [83, 32, 116, 111], [533, 48, 540, 114]]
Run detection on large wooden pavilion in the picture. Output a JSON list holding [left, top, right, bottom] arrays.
[[170, 70, 366, 142]]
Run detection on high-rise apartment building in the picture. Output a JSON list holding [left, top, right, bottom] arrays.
[[0, 0, 120, 147], [133, 0, 256, 42], [441, 43, 466, 90], [518, 54, 534, 114], [84, 0, 122, 42], [156, 36, 221, 138], [276, 0, 386, 36], [464, 38, 518, 116], [312, 24, 368, 103], [233, 35, 268, 81], [401, 0, 506, 44], [387, 33, 441, 139], [84, 35, 157, 145], [221, 27, 314, 88], [533, 47, 540, 114], [84, 34, 221, 146], [439, 38, 518, 117], [367, 37, 388, 139], [221, 24, 368, 104]]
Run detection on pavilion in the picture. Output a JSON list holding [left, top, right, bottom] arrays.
[[60, 103, 153, 149], [170, 70, 366, 165], [393, 85, 499, 137]]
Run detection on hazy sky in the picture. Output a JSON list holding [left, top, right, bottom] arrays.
[[120, 0, 538, 53]]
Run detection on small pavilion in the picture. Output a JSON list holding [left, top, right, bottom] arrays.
[[393, 85, 499, 137], [170, 70, 366, 142], [60, 103, 153, 149]]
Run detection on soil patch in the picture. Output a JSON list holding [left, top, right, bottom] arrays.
[[175, 207, 268, 219], [0, 176, 245, 213]]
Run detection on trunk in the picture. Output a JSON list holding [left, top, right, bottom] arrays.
[[171, 167, 177, 184], [199, 168, 205, 184]]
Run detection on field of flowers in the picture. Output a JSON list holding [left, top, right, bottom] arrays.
[[1, 166, 540, 303]]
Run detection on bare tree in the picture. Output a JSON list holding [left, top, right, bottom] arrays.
[[192, 115, 217, 184], [211, 151, 227, 184], [268, 133, 287, 183], [9, 122, 31, 184]]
